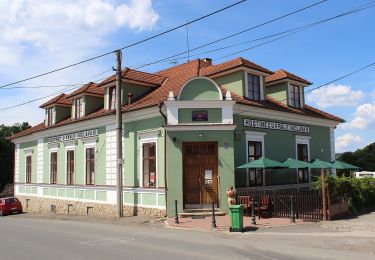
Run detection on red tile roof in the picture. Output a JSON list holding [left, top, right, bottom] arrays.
[[200, 57, 273, 76], [266, 69, 312, 85], [39, 93, 72, 108], [12, 57, 343, 139], [65, 82, 103, 99], [98, 68, 166, 87]]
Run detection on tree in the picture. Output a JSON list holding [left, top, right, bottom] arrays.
[[337, 142, 375, 175], [0, 122, 30, 191]]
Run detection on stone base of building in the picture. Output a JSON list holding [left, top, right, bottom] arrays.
[[17, 195, 166, 218]]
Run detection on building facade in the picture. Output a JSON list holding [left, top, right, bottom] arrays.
[[11, 57, 343, 217]]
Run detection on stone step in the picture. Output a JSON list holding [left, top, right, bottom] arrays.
[[179, 210, 226, 218]]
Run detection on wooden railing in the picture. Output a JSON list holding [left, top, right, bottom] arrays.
[[236, 187, 323, 220]]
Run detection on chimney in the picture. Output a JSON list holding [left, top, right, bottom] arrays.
[[202, 58, 212, 65]]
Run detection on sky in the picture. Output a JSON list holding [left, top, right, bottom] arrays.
[[0, 0, 374, 153]]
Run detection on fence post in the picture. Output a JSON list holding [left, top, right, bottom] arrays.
[[174, 200, 179, 224], [211, 201, 217, 228], [290, 195, 295, 223], [251, 198, 256, 225], [321, 169, 327, 221]]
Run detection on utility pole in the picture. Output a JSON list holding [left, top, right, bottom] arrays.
[[115, 50, 123, 218]]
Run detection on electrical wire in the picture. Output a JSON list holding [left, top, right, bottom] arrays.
[[133, 0, 329, 70], [0, 0, 247, 89]]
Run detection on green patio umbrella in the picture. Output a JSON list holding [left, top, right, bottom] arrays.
[[282, 158, 311, 169], [309, 159, 334, 169], [282, 158, 311, 189], [331, 160, 360, 170], [237, 157, 286, 169]]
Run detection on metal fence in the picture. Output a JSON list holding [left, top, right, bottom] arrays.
[[236, 187, 323, 220]]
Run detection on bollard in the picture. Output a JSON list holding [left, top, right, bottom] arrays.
[[211, 201, 217, 228], [174, 200, 179, 224], [251, 198, 256, 225], [290, 195, 295, 223]]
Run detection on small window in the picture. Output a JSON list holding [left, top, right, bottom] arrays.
[[50, 152, 57, 184], [47, 108, 54, 127], [247, 74, 261, 101], [66, 150, 75, 185], [289, 84, 301, 108], [109, 87, 116, 110], [142, 142, 156, 188], [75, 97, 83, 119], [85, 147, 95, 185]]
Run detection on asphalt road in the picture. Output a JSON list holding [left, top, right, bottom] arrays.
[[1, 214, 375, 260]]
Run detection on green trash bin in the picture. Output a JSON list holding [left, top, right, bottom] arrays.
[[229, 205, 244, 232]]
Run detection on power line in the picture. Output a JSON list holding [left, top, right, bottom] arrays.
[[217, 1, 375, 60], [0, 69, 113, 90], [133, 0, 328, 70], [162, 1, 375, 63], [0, 0, 246, 89], [0, 72, 113, 112]]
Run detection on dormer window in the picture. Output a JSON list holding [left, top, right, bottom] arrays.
[[74, 97, 83, 119], [247, 73, 261, 101], [109, 87, 116, 110], [289, 84, 301, 108], [47, 107, 54, 127]]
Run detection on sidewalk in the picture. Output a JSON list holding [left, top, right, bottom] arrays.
[[167, 215, 306, 231]]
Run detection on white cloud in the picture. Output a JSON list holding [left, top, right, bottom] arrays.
[[0, 0, 159, 66], [0, 0, 159, 125], [306, 84, 363, 108], [346, 102, 375, 129], [335, 133, 363, 152]]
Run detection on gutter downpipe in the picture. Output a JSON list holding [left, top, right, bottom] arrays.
[[158, 102, 168, 216]]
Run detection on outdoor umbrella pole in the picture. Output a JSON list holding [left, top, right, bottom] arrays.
[[321, 168, 327, 221]]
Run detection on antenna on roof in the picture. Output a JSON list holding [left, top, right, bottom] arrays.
[[186, 20, 190, 62], [169, 60, 179, 66]]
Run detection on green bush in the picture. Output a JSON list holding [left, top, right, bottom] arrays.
[[314, 176, 375, 212]]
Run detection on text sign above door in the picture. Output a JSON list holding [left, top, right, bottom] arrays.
[[244, 119, 310, 134]]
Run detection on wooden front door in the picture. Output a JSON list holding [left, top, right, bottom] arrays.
[[183, 142, 219, 208]]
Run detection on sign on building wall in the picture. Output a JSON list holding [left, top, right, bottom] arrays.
[[243, 119, 310, 134], [48, 129, 99, 143]]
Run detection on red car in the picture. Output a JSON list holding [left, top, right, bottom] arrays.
[[0, 197, 23, 216]]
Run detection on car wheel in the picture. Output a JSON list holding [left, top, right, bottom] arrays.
[[18, 209, 23, 214]]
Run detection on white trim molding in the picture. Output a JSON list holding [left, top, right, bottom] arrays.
[[164, 100, 236, 125], [36, 139, 44, 184], [14, 144, 20, 183], [106, 124, 117, 186], [164, 125, 236, 131], [177, 76, 223, 101]]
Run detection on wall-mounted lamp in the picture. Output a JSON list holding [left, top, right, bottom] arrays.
[[197, 133, 204, 139], [172, 137, 177, 142]]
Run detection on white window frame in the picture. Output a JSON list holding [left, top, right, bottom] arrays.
[[83, 139, 96, 185], [24, 150, 33, 183], [49, 147, 58, 184], [245, 131, 266, 186], [138, 131, 159, 188], [288, 83, 304, 108], [74, 97, 84, 119], [245, 72, 264, 101], [295, 135, 311, 183], [65, 143, 75, 186]]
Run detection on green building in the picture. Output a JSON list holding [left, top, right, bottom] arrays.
[[11, 57, 343, 217]]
